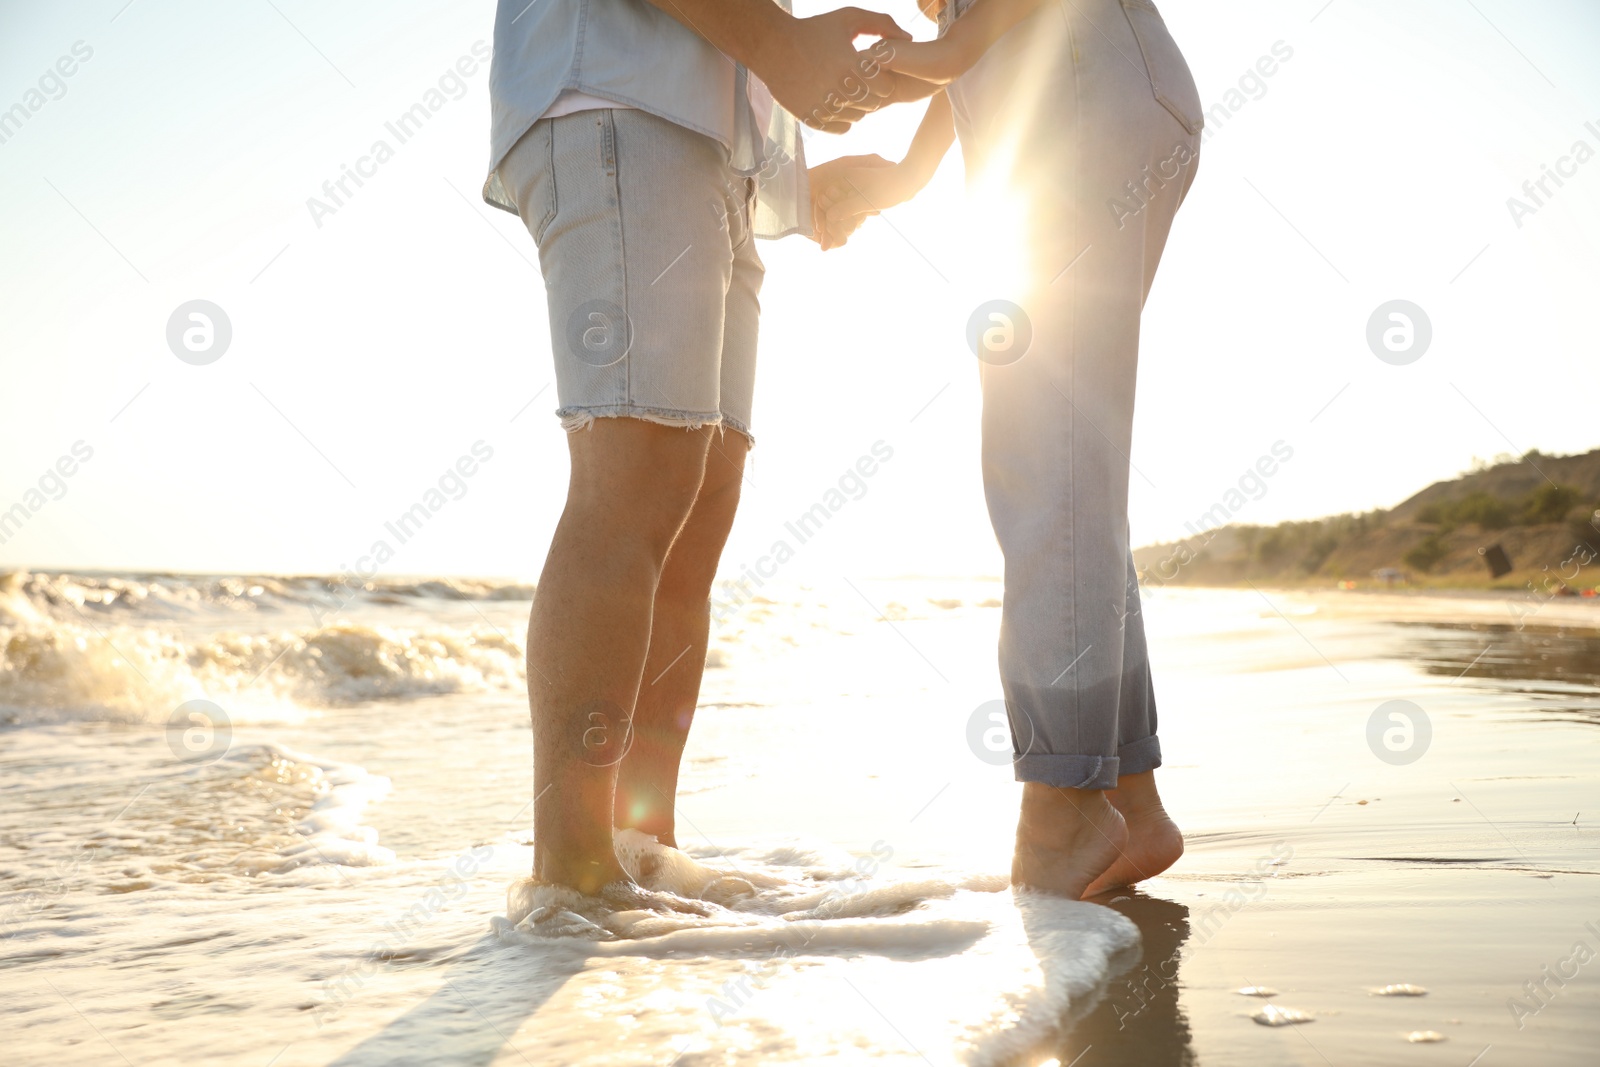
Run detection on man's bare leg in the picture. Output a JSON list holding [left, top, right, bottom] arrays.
[[1081, 770, 1184, 897], [527, 419, 713, 895], [614, 433, 748, 846]]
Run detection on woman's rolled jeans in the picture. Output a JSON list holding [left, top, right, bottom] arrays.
[[945, 0, 1203, 789]]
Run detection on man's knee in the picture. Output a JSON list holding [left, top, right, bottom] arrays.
[[658, 434, 748, 598], [688, 431, 748, 537], [676, 481, 741, 560], [693, 452, 745, 528]]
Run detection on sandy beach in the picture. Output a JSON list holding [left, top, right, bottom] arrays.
[[1, 574, 1597, 1065]]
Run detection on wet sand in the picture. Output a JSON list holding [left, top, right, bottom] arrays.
[[2, 578, 1597, 1064], [639, 584, 1600, 1065], [1064, 587, 1600, 1066]]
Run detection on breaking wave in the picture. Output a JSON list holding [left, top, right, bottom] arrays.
[[0, 568, 536, 626]]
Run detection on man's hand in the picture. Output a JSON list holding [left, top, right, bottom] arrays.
[[642, 0, 938, 132], [808, 154, 908, 249], [815, 153, 919, 220], [751, 8, 938, 132], [808, 91, 953, 249]]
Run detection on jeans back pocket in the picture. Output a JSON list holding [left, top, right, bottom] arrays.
[[1119, 0, 1204, 135]]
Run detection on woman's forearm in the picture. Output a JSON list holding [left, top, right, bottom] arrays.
[[942, 0, 1050, 69], [878, 0, 1050, 85], [901, 92, 955, 187]]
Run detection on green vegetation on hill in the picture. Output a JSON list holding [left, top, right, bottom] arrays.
[[1134, 448, 1600, 591], [1413, 483, 1582, 530]]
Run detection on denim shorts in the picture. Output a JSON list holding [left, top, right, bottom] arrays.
[[496, 108, 764, 441]]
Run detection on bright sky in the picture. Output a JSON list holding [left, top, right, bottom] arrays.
[[2, 0, 1597, 581]]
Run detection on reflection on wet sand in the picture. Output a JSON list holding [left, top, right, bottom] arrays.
[[1034, 891, 1196, 1067], [1399, 620, 1600, 722]]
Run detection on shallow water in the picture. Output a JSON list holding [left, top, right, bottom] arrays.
[[2, 573, 1597, 1065]]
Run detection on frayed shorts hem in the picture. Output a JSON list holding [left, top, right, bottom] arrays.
[[557, 406, 756, 447], [719, 414, 753, 444]]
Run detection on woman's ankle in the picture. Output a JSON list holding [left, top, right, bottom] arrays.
[[1017, 783, 1117, 844], [1107, 770, 1167, 817]]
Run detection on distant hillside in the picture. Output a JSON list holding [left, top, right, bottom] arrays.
[[1387, 449, 1600, 523], [1134, 448, 1600, 592]]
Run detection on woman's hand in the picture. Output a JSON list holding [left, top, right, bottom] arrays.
[[808, 154, 913, 249], [810, 199, 869, 250]]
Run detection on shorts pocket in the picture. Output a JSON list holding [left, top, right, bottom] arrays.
[[1119, 0, 1204, 135], [525, 120, 557, 244], [729, 176, 756, 254]]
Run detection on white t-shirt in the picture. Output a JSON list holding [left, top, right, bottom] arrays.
[[540, 89, 632, 120], [539, 81, 775, 132]]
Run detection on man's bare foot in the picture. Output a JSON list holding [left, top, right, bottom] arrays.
[[527, 837, 711, 918], [1082, 771, 1184, 897], [537, 841, 631, 898], [1011, 784, 1128, 899], [506, 875, 710, 937], [599, 879, 710, 916]]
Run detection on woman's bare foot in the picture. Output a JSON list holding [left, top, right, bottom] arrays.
[[1011, 784, 1129, 898], [1082, 770, 1184, 897]]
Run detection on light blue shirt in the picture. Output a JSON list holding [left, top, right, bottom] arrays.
[[481, 0, 810, 239]]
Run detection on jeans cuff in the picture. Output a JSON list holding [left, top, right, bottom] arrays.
[[1013, 754, 1120, 790], [1117, 735, 1162, 775]]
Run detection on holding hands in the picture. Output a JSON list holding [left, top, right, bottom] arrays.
[[807, 91, 955, 250], [758, 6, 937, 132], [809, 154, 916, 250], [641, 1, 940, 131], [739, 0, 1031, 248], [802, 0, 1022, 249]]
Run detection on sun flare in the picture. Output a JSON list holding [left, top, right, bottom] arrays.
[[956, 165, 1034, 307]]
